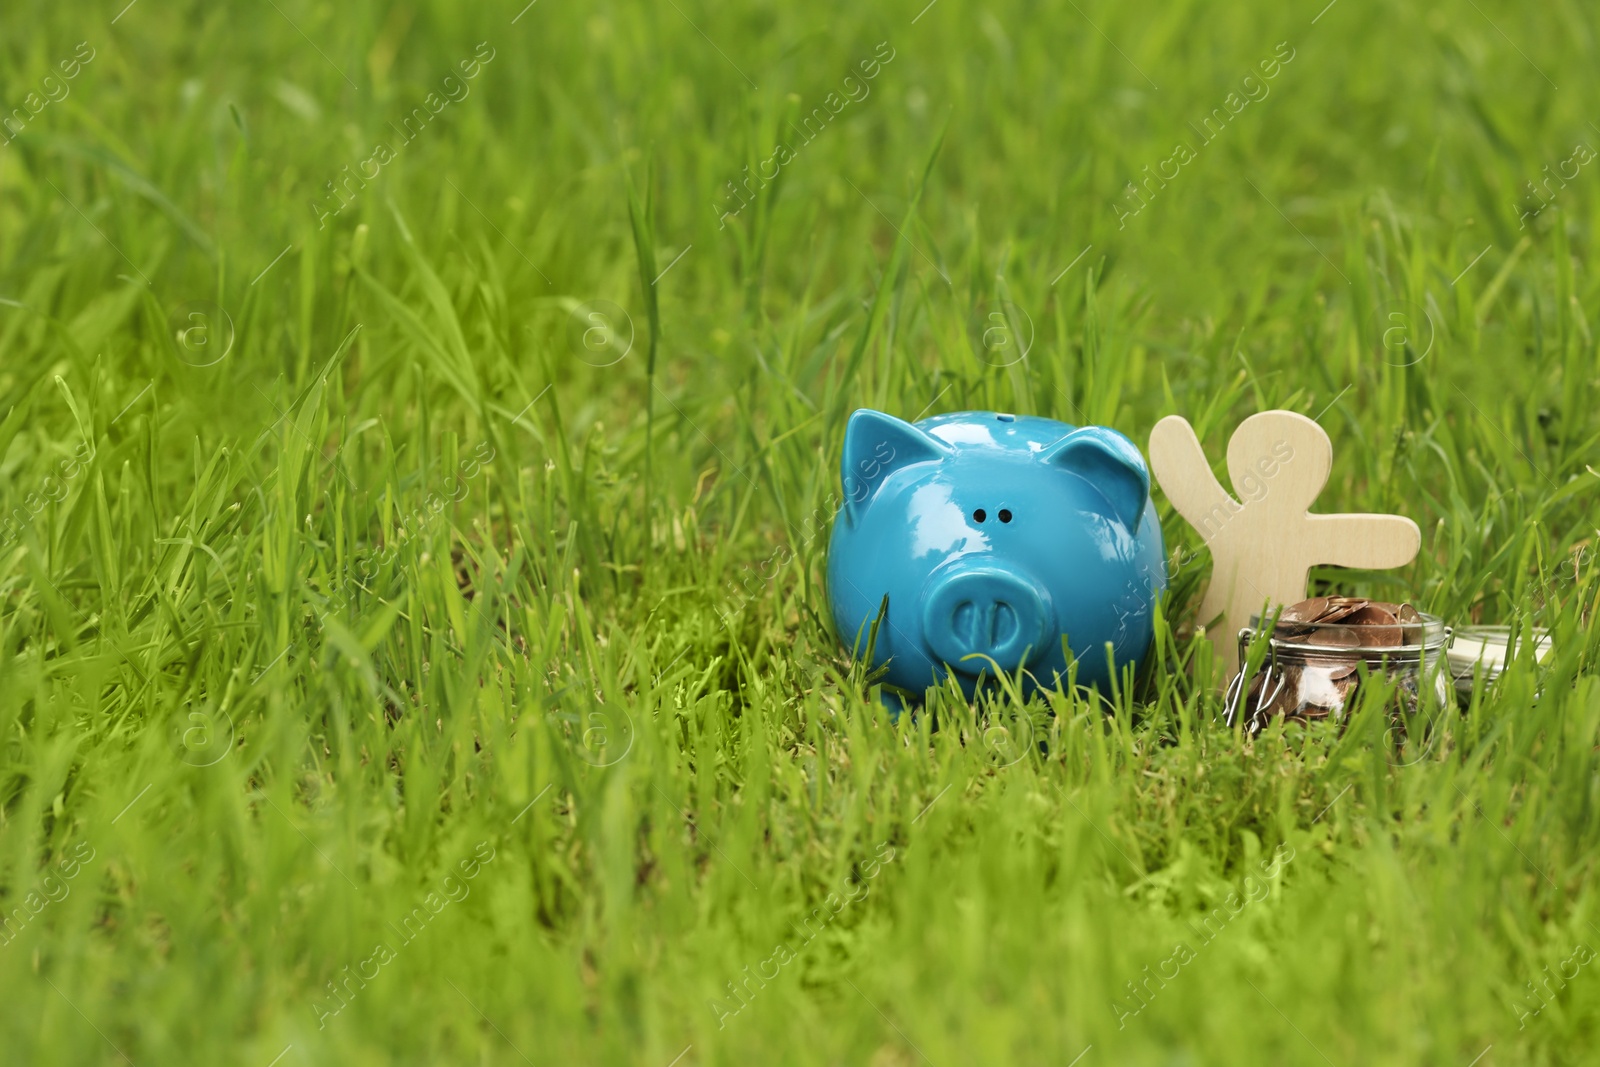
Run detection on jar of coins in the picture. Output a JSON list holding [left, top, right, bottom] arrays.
[[1224, 597, 1453, 737]]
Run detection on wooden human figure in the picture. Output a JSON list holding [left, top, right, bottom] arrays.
[[1147, 410, 1421, 672]]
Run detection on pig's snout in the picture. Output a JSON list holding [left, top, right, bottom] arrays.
[[921, 564, 1053, 674]]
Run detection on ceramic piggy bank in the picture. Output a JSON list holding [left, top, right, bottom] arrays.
[[827, 409, 1166, 704]]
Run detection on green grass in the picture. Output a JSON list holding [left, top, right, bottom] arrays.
[[1, 0, 1598, 1062]]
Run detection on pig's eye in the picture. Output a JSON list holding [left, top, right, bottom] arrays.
[[999, 509, 1013, 523], [972, 509, 987, 523]]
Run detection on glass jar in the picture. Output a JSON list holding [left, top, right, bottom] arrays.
[[1446, 625, 1553, 700], [1225, 611, 1453, 742]]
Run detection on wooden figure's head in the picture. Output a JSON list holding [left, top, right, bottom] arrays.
[[1225, 411, 1332, 516]]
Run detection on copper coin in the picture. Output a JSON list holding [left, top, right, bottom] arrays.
[[1316, 598, 1370, 624], [1305, 627, 1362, 648], [1397, 603, 1424, 645], [1345, 609, 1401, 647], [1280, 597, 1330, 625]]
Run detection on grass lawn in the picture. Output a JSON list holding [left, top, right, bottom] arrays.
[[2, 0, 1598, 1062]]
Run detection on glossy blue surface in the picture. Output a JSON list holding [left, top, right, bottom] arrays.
[[827, 409, 1167, 703]]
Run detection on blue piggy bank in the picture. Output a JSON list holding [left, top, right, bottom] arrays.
[[827, 409, 1166, 703]]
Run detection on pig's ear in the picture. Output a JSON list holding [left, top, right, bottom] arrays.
[[1042, 427, 1150, 533], [840, 409, 951, 522]]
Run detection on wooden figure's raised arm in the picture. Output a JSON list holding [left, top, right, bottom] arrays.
[[1147, 415, 1237, 535], [1302, 513, 1422, 571]]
